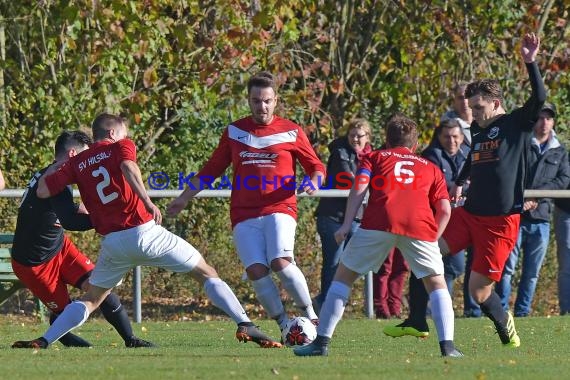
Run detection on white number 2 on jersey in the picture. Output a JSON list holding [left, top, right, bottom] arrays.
[[92, 166, 119, 204], [394, 161, 415, 184]]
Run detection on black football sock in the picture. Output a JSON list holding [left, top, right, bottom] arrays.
[[479, 291, 508, 327], [99, 292, 134, 342], [408, 273, 429, 330]]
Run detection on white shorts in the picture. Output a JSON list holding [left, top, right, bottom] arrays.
[[233, 213, 297, 269], [340, 229, 443, 279], [90, 220, 202, 289]]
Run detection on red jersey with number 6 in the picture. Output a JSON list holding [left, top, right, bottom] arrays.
[[358, 146, 449, 241], [44, 139, 153, 235]]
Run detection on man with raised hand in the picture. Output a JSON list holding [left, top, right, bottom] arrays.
[[386, 32, 545, 348]]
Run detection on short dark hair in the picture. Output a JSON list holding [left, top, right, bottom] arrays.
[[465, 79, 504, 105], [91, 113, 125, 140], [247, 71, 278, 95], [54, 130, 92, 156], [385, 114, 418, 148], [436, 119, 463, 136]]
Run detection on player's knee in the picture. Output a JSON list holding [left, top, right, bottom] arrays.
[[422, 274, 447, 293], [270, 257, 293, 272], [246, 263, 270, 280]]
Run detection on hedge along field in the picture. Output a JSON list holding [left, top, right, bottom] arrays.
[[0, 1, 569, 318]]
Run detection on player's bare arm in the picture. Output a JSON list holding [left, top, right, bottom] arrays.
[[433, 198, 452, 240], [36, 162, 66, 198], [334, 175, 368, 244], [120, 160, 162, 225], [521, 32, 539, 63], [166, 176, 203, 217], [297, 170, 325, 195], [37, 173, 53, 198]]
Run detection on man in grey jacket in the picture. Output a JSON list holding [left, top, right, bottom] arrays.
[[496, 103, 570, 316]]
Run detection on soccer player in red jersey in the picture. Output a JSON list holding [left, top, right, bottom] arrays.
[[12, 114, 281, 349], [11, 131, 153, 348], [294, 114, 463, 357], [168, 71, 325, 331]]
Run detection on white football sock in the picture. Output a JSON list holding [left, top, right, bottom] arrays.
[[276, 263, 318, 320], [429, 288, 455, 342], [317, 281, 351, 338], [204, 277, 250, 324], [43, 301, 90, 344], [252, 275, 287, 327]]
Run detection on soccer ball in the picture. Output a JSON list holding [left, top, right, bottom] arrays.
[[281, 316, 317, 347]]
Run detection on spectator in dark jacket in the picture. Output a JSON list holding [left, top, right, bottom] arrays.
[[496, 103, 570, 316], [314, 119, 372, 311], [422, 119, 470, 296]]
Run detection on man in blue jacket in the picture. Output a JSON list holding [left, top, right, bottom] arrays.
[[496, 103, 570, 316]]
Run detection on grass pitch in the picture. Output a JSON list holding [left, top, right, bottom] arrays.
[[2, 316, 569, 380]]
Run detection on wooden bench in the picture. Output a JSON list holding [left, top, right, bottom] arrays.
[[0, 234, 46, 321]]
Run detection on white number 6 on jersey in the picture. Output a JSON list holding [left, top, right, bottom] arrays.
[[92, 166, 119, 204]]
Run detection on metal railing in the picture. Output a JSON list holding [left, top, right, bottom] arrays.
[[2, 188, 569, 322]]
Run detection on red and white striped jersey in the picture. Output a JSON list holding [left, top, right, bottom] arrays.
[[197, 115, 325, 226]]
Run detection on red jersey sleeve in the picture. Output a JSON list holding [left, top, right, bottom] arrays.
[[45, 162, 76, 196], [197, 128, 232, 179], [428, 166, 450, 206], [293, 127, 326, 177], [117, 138, 137, 162]]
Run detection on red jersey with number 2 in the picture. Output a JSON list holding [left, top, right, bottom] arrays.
[[358, 146, 449, 241], [44, 139, 153, 235]]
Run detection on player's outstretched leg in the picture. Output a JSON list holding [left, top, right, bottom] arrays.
[[236, 323, 282, 348], [98, 292, 156, 348], [50, 313, 93, 347]]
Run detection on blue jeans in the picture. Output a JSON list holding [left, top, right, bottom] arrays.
[[315, 215, 360, 305], [496, 219, 550, 316], [554, 207, 570, 315], [443, 250, 465, 294]]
